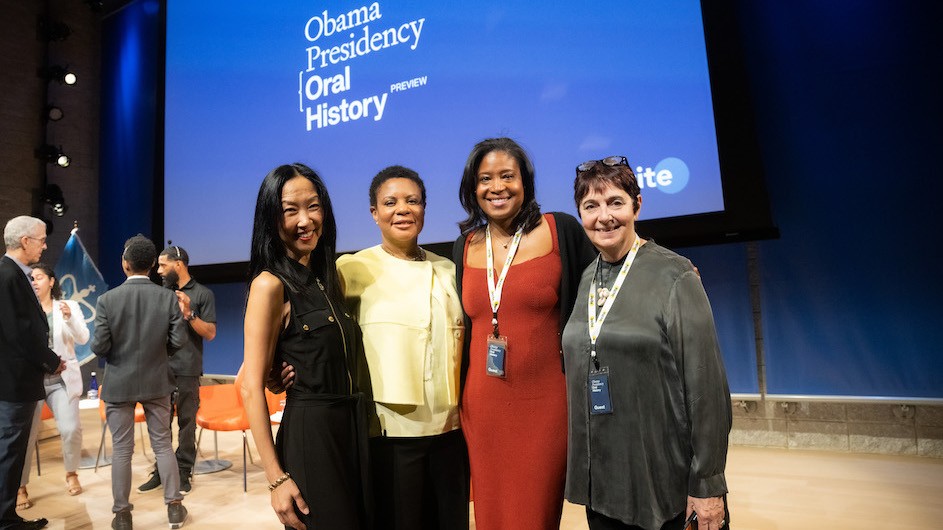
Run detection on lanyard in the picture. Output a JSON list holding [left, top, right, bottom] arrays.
[[485, 224, 524, 337], [588, 235, 642, 367]]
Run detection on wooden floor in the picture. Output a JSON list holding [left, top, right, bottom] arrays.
[[19, 417, 943, 529]]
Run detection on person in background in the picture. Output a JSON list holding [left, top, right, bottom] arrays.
[[337, 165, 468, 529], [138, 245, 216, 495], [452, 138, 597, 529], [562, 156, 731, 530], [0, 215, 65, 530], [91, 234, 189, 530], [17, 263, 90, 511], [241, 163, 377, 530]]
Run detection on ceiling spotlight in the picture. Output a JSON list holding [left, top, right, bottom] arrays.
[[43, 184, 69, 217], [38, 17, 73, 42], [84, 0, 104, 13], [38, 65, 77, 85], [45, 105, 64, 121], [35, 145, 71, 167]]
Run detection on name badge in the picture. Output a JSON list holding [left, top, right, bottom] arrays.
[[589, 366, 613, 415], [486, 335, 508, 378]]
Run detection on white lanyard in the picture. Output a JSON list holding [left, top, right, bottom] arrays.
[[485, 224, 524, 336], [588, 235, 642, 366]]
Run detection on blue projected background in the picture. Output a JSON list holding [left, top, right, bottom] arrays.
[[165, 0, 724, 265]]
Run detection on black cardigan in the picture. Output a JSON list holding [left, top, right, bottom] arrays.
[[452, 212, 598, 390]]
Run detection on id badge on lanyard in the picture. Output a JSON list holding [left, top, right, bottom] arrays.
[[586, 236, 642, 417], [486, 335, 508, 378], [484, 224, 523, 379], [589, 366, 613, 414]]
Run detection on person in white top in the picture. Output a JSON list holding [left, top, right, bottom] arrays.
[[17, 263, 90, 510]]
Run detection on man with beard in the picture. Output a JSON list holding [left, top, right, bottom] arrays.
[[138, 246, 216, 495]]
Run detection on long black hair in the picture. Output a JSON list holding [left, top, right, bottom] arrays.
[[458, 137, 542, 237], [248, 163, 343, 304]]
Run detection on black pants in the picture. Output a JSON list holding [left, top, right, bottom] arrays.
[[172, 375, 200, 472], [0, 400, 36, 528], [370, 429, 469, 530]]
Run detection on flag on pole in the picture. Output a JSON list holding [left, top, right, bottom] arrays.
[[54, 227, 108, 365]]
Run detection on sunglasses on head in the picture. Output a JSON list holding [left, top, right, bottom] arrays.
[[576, 156, 629, 175]]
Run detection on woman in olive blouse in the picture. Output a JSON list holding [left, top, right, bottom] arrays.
[[561, 156, 732, 530]]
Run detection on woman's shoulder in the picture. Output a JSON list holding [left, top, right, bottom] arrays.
[[547, 211, 581, 229], [426, 248, 457, 274], [641, 241, 696, 277], [337, 246, 383, 268], [250, 270, 285, 294]]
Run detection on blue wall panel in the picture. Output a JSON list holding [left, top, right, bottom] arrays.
[[680, 243, 758, 394]]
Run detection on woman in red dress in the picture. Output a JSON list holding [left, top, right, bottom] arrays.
[[452, 138, 596, 529]]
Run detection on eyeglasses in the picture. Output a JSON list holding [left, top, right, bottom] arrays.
[[26, 236, 47, 245], [576, 156, 629, 175]]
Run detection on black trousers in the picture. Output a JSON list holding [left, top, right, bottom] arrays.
[[172, 375, 200, 472], [0, 400, 36, 528], [370, 429, 469, 530]]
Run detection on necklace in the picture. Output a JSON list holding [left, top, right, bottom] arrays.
[[381, 244, 425, 261]]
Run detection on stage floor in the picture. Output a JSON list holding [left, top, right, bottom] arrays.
[[19, 421, 943, 529]]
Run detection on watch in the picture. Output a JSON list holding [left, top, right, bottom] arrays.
[[186, 311, 197, 322]]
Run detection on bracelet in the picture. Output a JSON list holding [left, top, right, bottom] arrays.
[[268, 472, 291, 492]]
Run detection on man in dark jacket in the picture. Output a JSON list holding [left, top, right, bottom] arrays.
[[0, 215, 65, 530]]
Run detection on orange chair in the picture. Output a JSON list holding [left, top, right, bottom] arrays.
[[95, 391, 148, 471], [195, 366, 252, 491]]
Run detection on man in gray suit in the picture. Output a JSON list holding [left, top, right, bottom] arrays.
[[138, 245, 216, 495], [91, 235, 189, 530]]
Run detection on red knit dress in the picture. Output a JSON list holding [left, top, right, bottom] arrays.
[[460, 214, 566, 530]]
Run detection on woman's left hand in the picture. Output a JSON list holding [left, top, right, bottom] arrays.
[[59, 301, 71, 319], [687, 495, 725, 529]]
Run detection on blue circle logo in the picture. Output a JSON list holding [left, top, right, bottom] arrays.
[[653, 157, 689, 194]]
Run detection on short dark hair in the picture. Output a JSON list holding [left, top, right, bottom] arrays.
[[458, 137, 542, 236], [248, 163, 342, 303], [122, 234, 156, 273], [369, 165, 426, 207], [574, 160, 641, 213], [159, 245, 189, 266], [31, 262, 62, 300]]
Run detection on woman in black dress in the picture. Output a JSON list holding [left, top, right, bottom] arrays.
[[242, 163, 377, 530]]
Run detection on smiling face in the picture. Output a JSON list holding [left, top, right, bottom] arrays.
[[278, 175, 323, 264], [371, 177, 425, 249], [578, 182, 642, 262], [475, 150, 525, 229], [30, 268, 54, 301]]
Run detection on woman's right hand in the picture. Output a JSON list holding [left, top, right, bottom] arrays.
[[271, 477, 309, 530]]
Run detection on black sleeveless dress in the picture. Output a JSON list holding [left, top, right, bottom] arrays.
[[272, 262, 377, 529]]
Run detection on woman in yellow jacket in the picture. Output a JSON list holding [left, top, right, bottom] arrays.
[[336, 165, 467, 529]]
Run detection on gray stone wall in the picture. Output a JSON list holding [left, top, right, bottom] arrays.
[[731, 400, 943, 458]]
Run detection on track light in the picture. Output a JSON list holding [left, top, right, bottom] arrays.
[[35, 145, 71, 167], [38, 65, 77, 85], [43, 184, 69, 217], [45, 105, 64, 122], [38, 17, 72, 42]]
